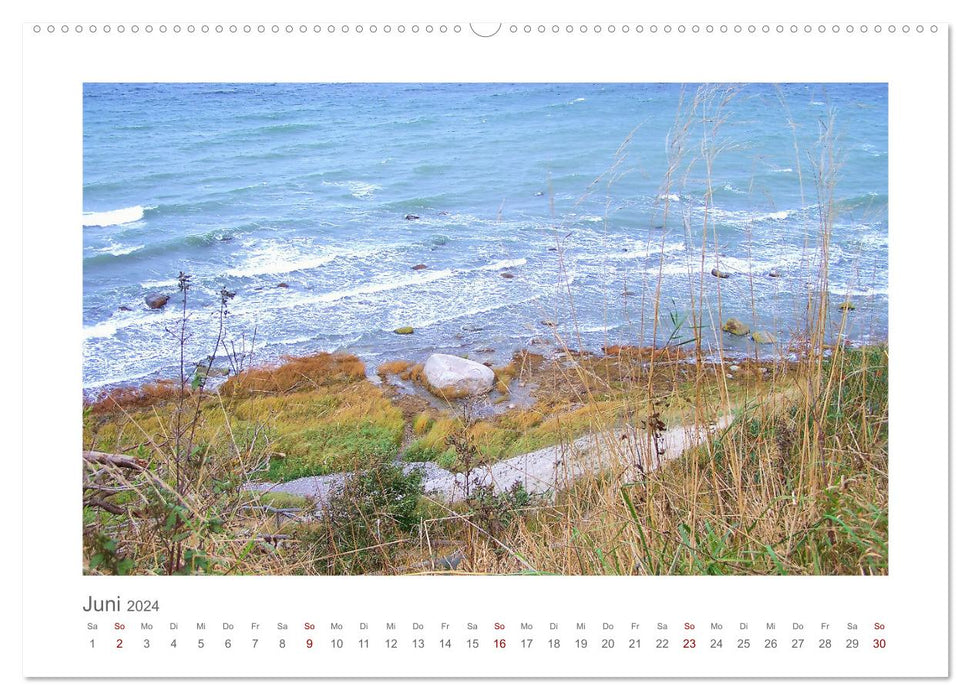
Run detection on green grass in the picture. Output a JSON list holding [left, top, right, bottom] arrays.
[[267, 421, 402, 480]]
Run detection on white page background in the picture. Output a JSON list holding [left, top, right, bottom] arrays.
[[8, 0, 965, 697]]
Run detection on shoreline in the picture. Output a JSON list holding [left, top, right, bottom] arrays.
[[81, 328, 885, 404]]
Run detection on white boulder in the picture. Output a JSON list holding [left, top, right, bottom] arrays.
[[422, 353, 495, 398]]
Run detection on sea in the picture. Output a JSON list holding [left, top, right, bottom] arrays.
[[83, 83, 888, 391]]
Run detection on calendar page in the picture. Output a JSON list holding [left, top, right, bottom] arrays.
[[19, 0, 952, 686]]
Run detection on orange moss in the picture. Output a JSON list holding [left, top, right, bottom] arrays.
[[377, 360, 414, 379], [86, 380, 183, 415], [223, 352, 365, 396]]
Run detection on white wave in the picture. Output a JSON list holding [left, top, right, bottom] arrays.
[[82, 205, 146, 227], [481, 258, 527, 271], [705, 252, 798, 275], [321, 180, 382, 199], [576, 240, 686, 263], [83, 305, 185, 340], [697, 206, 796, 225], [224, 236, 392, 278], [270, 269, 456, 311], [224, 250, 344, 278], [758, 210, 795, 221], [771, 167, 794, 173], [92, 242, 145, 257], [575, 322, 626, 334], [84, 319, 125, 340], [640, 262, 697, 276], [828, 284, 889, 297], [82, 366, 158, 391], [402, 292, 546, 331], [569, 97, 586, 104], [658, 193, 681, 203], [684, 203, 814, 230], [139, 278, 175, 289]]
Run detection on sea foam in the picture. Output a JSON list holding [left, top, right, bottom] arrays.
[[482, 258, 527, 271], [92, 242, 146, 257], [82, 205, 146, 228]]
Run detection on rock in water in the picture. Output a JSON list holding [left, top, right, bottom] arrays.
[[837, 301, 856, 311], [145, 293, 170, 309], [722, 318, 750, 336], [751, 331, 778, 344], [422, 353, 495, 398], [500, 272, 515, 279], [411, 263, 428, 270], [393, 326, 415, 335], [405, 214, 420, 221], [711, 268, 731, 279]]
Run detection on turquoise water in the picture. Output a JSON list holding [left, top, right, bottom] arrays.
[[83, 83, 888, 390]]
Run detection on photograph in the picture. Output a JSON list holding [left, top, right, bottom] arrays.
[[81, 82, 889, 576]]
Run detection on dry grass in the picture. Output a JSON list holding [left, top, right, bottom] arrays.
[[377, 359, 415, 379], [223, 351, 365, 395], [86, 380, 183, 415]]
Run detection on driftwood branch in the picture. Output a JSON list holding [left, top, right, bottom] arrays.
[[82, 451, 148, 471], [82, 483, 133, 494], [83, 497, 127, 515]]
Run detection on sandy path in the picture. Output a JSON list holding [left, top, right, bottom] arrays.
[[245, 416, 730, 506]]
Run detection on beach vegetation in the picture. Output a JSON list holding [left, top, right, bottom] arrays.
[[377, 359, 415, 379], [301, 462, 426, 575]]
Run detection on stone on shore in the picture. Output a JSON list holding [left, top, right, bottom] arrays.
[[722, 318, 750, 336], [144, 293, 170, 309], [195, 364, 230, 379], [422, 353, 495, 399]]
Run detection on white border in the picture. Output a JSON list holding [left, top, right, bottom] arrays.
[[14, 0, 956, 693]]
